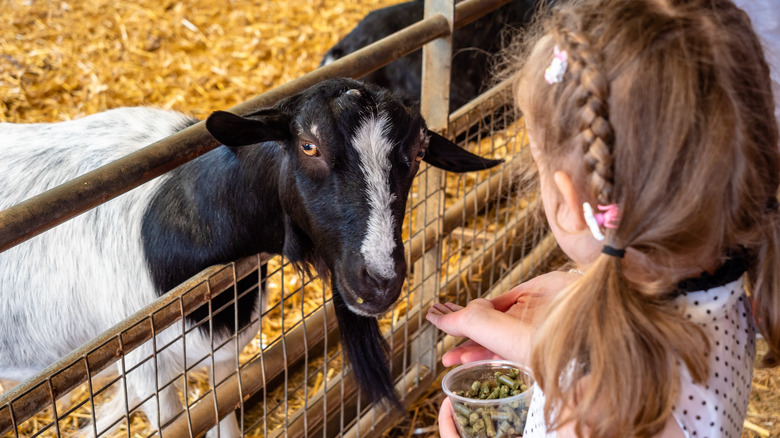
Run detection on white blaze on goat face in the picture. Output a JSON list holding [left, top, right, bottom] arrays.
[[352, 112, 397, 280]]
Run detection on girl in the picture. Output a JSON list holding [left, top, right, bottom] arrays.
[[427, 0, 780, 436]]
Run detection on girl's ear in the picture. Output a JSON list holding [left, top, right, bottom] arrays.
[[553, 171, 587, 232]]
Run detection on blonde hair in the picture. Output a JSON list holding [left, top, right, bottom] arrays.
[[510, 0, 780, 436]]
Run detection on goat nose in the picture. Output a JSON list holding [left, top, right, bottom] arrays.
[[361, 267, 388, 290], [360, 266, 393, 291]]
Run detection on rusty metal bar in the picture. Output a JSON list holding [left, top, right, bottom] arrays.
[[406, 77, 521, 263], [439, 201, 543, 299], [453, 0, 512, 30], [483, 233, 559, 300], [412, 0, 454, 396], [0, 121, 220, 253], [449, 78, 515, 138]]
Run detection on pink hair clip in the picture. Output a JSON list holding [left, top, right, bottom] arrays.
[[544, 45, 568, 84], [582, 202, 620, 241]]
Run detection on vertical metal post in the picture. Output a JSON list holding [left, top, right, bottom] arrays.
[[412, 0, 453, 377]]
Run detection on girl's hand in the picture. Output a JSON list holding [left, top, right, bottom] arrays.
[[492, 270, 576, 326], [426, 298, 495, 338], [427, 299, 502, 367], [442, 339, 503, 367], [428, 270, 580, 366], [493, 270, 577, 313]]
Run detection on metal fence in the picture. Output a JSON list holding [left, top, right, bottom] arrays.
[[0, 0, 559, 436]]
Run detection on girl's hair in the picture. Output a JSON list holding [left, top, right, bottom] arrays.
[[510, 0, 780, 435]]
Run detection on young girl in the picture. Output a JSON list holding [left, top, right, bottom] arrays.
[[427, 0, 780, 436]]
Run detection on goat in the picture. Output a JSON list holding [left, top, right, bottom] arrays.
[[0, 78, 501, 437], [320, 0, 549, 113]]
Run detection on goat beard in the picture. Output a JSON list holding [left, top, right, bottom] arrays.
[[331, 288, 403, 411]]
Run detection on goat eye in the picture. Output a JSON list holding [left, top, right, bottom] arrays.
[[300, 142, 320, 157], [415, 149, 426, 162]]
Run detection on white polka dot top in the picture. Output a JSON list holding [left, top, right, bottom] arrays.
[[522, 277, 757, 438]]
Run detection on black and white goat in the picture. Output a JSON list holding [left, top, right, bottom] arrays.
[[320, 0, 547, 112], [0, 78, 501, 437]]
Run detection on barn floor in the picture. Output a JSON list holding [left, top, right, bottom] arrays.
[[1, 0, 778, 436]]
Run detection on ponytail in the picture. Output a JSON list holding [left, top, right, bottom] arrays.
[[531, 255, 710, 436]]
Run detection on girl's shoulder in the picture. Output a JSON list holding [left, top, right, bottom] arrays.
[[672, 278, 757, 437], [675, 277, 750, 320]]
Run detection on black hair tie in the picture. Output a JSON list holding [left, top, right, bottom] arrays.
[[602, 245, 626, 258]]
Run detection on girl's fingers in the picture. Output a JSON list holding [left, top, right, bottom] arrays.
[[434, 302, 453, 313], [442, 340, 500, 367], [427, 302, 460, 318], [427, 305, 442, 317], [444, 302, 463, 312], [426, 302, 454, 325]]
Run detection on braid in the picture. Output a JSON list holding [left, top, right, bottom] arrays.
[[554, 26, 616, 205]]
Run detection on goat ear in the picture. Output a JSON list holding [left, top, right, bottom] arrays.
[[205, 110, 292, 147], [424, 130, 504, 172]]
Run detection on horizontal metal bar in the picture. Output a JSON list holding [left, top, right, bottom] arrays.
[[439, 199, 543, 298], [483, 233, 558, 300], [449, 78, 514, 137], [454, 0, 512, 30], [0, 122, 220, 253]]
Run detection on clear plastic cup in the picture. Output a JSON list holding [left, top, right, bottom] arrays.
[[442, 360, 534, 438]]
